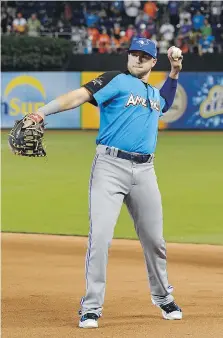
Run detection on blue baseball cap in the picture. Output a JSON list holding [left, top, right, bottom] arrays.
[[128, 37, 157, 59]]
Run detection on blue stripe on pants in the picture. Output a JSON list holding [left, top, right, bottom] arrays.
[[85, 154, 99, 287]]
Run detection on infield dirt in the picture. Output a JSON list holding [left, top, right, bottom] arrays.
[[2, 233, 223, 338]]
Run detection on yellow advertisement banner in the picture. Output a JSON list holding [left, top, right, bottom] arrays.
[[81, 71, 167, 129]]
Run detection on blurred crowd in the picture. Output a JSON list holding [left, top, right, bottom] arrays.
[[1, 1, 223, 55]]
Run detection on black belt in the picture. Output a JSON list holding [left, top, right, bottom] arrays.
[[105, 147, 152, 164]]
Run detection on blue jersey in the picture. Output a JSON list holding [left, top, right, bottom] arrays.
[[83, 71, 167, 154]]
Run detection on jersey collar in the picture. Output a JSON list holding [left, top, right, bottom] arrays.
[[124, 70, 148, 87]]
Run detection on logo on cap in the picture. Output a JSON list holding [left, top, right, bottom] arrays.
[[136, 39, 150, 47]]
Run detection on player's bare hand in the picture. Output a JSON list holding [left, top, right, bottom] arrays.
[[167, 46, 183, 74]]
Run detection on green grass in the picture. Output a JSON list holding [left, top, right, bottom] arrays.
[[1, 130, 223, 245]]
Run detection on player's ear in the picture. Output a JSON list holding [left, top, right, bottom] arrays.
[[151, 58, 157, 68]]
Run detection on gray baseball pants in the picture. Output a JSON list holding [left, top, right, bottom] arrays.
[[80, 144, 174, 316]]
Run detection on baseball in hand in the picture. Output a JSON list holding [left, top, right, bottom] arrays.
[[168, 46, 182, 61]]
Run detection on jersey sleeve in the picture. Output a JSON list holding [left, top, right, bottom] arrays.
[[82, 71, 122, 106]]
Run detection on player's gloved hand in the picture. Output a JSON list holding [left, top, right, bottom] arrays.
[[23, 113, 44, 127], [167, 46, 183, 73], [8, 113, 46, 157]]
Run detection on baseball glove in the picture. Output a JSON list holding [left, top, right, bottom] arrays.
[[8, 113, 46, 157]]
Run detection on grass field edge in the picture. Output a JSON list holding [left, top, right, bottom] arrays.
[[1, 231, 223, 246]]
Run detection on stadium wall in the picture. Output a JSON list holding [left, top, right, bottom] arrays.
[[67, 54, 223, 72], [1, 71, 222, 130]]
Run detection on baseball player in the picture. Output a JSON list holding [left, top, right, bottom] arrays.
[[24, 37, 183, 328]]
